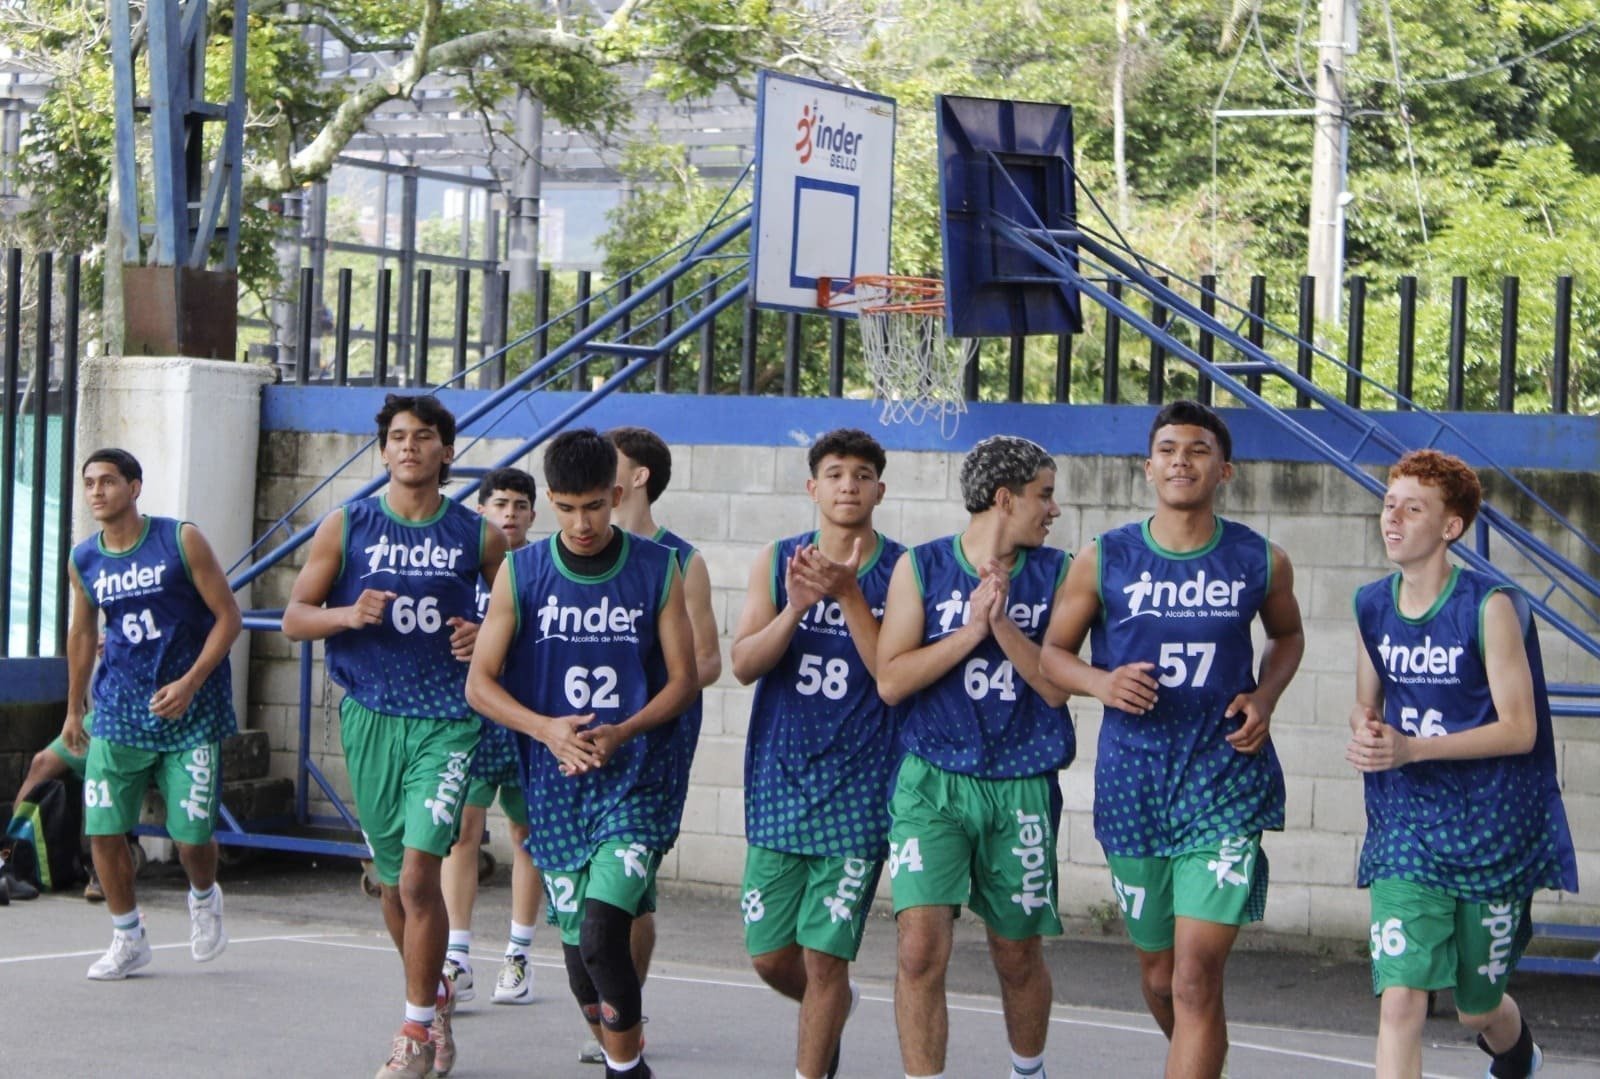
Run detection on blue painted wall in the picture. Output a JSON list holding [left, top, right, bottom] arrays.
[[263, 388, 1599, 472]]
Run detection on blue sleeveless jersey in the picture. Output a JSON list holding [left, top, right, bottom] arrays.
[[324, 496, 485, 720], [470, 572, 517, 783], [649, 527, 704, 847], [901, 536, 1073, 779], [745, 531, 907, 858], [71, 516, 235, 752], [503, 532, 678, 872], [1355, 568, 1577, 900], [1090, 517, 1285, 857]]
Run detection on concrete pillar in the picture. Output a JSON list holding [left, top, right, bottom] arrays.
[[75, 356, 276, 735]]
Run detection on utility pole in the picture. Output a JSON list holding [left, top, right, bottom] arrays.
[[507, 91, 543, 299], [1307, 0, 1355, 325]]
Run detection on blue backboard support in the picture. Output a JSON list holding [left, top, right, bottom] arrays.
[[937, 95, 1083, 338]]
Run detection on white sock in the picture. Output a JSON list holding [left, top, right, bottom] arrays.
[[906, 1074, 945, 1079], [1010, 1050, 1046, 1078], [605, 1052, 641, 1073], [404, 1001, 436, 1026], [111, 907, 142, 935], [447, 930, 472, 966], [507, 919, 536, 956]]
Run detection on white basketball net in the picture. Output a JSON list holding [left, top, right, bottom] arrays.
[[853, 279, 970, 438]]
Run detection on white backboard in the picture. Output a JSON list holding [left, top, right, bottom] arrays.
[[751, 71, 896, 314]]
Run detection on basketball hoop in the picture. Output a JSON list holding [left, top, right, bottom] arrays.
[[820, 275, 971, 437]]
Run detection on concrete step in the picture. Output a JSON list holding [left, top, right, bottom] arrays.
[[141, 776, 295, 826], [220, 730, 272, 782]]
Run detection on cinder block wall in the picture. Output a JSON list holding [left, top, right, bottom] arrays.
[[249, 433, 1600, 940]]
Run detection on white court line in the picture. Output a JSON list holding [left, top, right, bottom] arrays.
[[0, 932, 358, 965]]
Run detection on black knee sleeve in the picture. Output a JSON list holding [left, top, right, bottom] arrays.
[[580, 898, 642, 1031], [1479, 1018, 1536, 1079], [564, 940, 601, 1018]]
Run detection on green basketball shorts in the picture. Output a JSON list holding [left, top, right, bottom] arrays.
[[887, 754, 1063, 941]]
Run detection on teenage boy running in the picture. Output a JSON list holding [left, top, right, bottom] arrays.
[[441, 467, 545, 1006], [284, 394, 506, 1078], [877, 435, 1073, 1079], [731, 427, 905, 1079], [1040, 399, 1305, 1079], [467, 427, 697, 1079], [66, 448, 242, 979], [1347, 449, 1576, 1079]]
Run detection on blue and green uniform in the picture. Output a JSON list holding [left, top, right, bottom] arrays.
[[742, 531, 904, 959], [71, 516, 235, 843], [746, 530, 906, 857], [467, 578, 525, 822], [503, 531, 679, 868], [1089, 516, 1279, 948], [649, 525, 703, 849], [499, 532, 679, 942], [1355, 568, 1577, 1007], [325, 496, 487, 884], [1090, 517, 1284, 855], [887, 535, 1072, 939]]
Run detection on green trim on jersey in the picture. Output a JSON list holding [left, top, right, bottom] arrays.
[[478, 517, 490, 566], [1263, 535, 1274, 591], [1475, 583, 1514, 663], [768, 541, 782, 608], [1094, 535, 1107, 625], [505, 553, 522, 637], [549, 529, 632, 585], [1055, 550, 1071, 589], [910, 545, 926, 597], [379, 493, 451, 528], [953, 534, 1028, 579], [652, 525, 668, 542], [1392, 565, 1460, 625], [175, 521, 196, 584], [657, 556, 679, 612], [97, 515, 153, 558], [1139, 514, 1223, 560]]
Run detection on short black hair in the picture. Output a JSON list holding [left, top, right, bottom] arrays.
[[376, 393, 458, 483], [543, 428, 618, 495], [959, 436, 1054, 514], [478, 467, 536, 505], [606, 426, 672, 503], [1148, 399, 1232, 462], [82, 447, 142, 484], [807, 428, 887, 478]]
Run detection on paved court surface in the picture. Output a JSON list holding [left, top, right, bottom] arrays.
[[2, 857, 1596, 1077]]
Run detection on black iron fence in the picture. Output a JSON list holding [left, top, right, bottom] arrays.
[[285, 256, 1591, 416], [0, 249, 82, 658]]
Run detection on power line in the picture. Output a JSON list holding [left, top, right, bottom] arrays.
[[1355, 19, 1600, 88], [1380, 0, 1429, 247]]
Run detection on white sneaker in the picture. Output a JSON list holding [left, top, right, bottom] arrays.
[[443, 956, 476, 1003], [86, 929, 152, 980], [188, 886, 227, 962], [492, 953, 535, 1004]]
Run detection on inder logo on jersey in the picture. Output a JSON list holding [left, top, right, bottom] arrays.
[[361, 535, 467, 579], [932, 590, 1048, 637], [1376, 632, 1465, 686], [535, 594, 646, 644], [1119, 570, 1246, 623], [90, 560, 170, 605], [800, 597, 885, 639]]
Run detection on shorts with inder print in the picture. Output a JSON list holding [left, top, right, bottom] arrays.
[[340, 696, 479, 886], [1367, 877, 1532, 1015], [887, 754, 1063, 941], [742, 846, 884, 961], [1105, 835, 1270, 953], [84, 736, 220, 845], [541, 840, 662, 946]]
